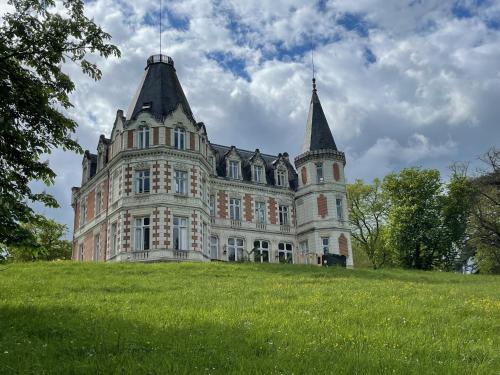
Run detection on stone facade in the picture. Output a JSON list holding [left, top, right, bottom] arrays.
[[71, 55, 352, 266]]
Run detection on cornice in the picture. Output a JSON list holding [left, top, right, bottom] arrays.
[[294, 149, 346, 167]]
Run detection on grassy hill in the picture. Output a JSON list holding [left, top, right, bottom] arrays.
[[0, 262, 498, 374]]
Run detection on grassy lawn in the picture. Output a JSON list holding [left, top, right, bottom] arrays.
[[0, 262, 499, 374]]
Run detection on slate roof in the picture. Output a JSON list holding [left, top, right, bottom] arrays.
[[127, 55, 195, 122], [210, 144, 298, 191], [301, 79, 337, 152]]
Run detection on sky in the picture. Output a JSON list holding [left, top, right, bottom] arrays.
[[2, 0, 500, 236]]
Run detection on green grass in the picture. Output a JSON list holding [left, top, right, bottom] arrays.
[[0, 262, 499, 374]]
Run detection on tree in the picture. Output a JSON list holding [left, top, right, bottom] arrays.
[[8, 216, 72, 261], [469, 148, 500, 273], [347, 179, 392, 269], [0, 0, 120, 245], [383, 168, 446, 270]]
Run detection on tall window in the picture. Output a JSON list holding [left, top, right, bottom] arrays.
[[229, 198, 241, 220], [227, 237, 244, 261], [138, 126, 150, 149], [174, 127, 185, 149], [316, 162, 324, 183], [134, 217, 150, 251], [93, 234, 100, 261], [209, 195, 216, 217], [255, 201, 266, 224], [110, 222, 117, 257], [80, 198, 86, 226], [279, 205, 289, 225], [229, 160, 239, 179], [210, 236, 219, 259], [322, 237, 330, 255], [278, 242, 293, 263], [79, 243, 84, 261], [336, 198, 344, 220], [95, 188, 102, 215], [253, 240, 270, 263], [201, 223, 208, 254], [173, 216, 188, 250], [135, 170, 150, 194], [174, 170, 187, 195], [254, 165, 264, 183], [277, 169, 286, 187]]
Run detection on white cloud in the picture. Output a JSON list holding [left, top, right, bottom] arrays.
[[8, 0, 498, 233]]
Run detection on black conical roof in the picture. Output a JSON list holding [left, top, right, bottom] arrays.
[[127, 55, 194, 122], [301, 80, 337, 152]]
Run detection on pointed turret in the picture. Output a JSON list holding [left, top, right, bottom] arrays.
[[127, 54, 194, 122], [301, 78, 337, 153]]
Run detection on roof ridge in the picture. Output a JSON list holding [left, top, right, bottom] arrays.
[[209, 143, 282, 159]]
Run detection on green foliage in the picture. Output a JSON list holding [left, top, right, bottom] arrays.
[[468, 148, 500, 274], [0, 262, 498, 374], [0, 0, 120, 245], [8, 216, 72, 261], [347, 179, 394, 269]]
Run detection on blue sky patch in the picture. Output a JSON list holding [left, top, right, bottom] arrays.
[[337, 13, 369, 37], [207, 51, 250, 81]]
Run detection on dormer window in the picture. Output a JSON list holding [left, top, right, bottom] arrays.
[[276, 169, 287, 187], [316, 162, 324, 183], [254, 165, 264, 183], [174, 127, 185, 150], [229, 160, 239, 179], [138, 126, 150, 149]]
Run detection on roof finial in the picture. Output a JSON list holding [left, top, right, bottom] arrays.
[[159, 0, 162, 55], [311, 41, 317, 92]]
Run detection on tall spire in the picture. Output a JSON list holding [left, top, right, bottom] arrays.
[[301, 78, 337, 152]]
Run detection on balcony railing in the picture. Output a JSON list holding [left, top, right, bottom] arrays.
[[280, 224, 291, 233], [256, 222, 267, 230], [230, 219, 242, 228], [173, 250, 189, 259], [132, 250, 150, 260]]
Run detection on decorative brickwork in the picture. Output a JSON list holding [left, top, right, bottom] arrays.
[[268, 198, 277, 224], [87, 191, 95, 221], [190, 132, 195, 151], [125, 165, 133, 195], [301, 167, 307, 185], [153, 127, 159, 145], [317, 194, 328, 218], [164, 162, 171, 193], [163, 208, 171, 247], [218, 191, 228, 219], [152, 163, 160, 193], [190, 166, 197, 196], [152, 208, 160, 248], [339, 234, 348, 256], [333, 163, 340, 181], [123, 210, 131, 251], [127, 130, 134, 148], [165, 127, 171, 146], [244, 194, 253, 222], [191, 212, 198, 250]]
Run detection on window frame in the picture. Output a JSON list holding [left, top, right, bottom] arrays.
[[255, 201, 266, 224], [322, 237, 330, 255], [110, 222, 118, 257], [174, 127, 186, 150], [278, 242, 293, 263], [93, 234, 100, 261], [174, 169, 188, 195], [210, 235, 219, 259], [134, 216, 150, 251], [229, 198, 241, 221], [253, 240, 270, 263], [135, 169, 151, 194], [279, 205, 289, 225], [209, 194, 216, 217], [173, 216, 188, 250], [276, 169, 287, 187], [229, 160, 240, 179], [336, 198, 344, 220], [254, 164, 264, 183], [138, 125, 150, 149], [316, 162, 324, 183], [227, 237, 244, 262]]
